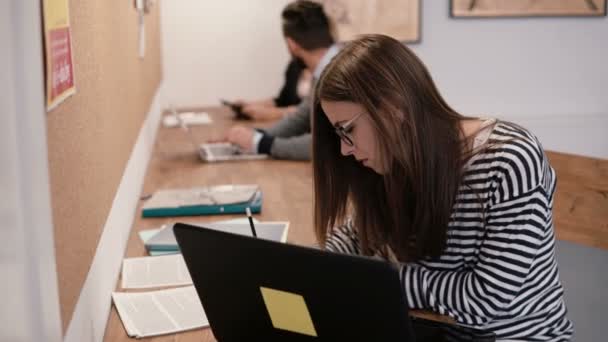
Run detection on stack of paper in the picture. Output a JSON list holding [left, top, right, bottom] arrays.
[[162, 111, 212, 127], [121, 254, 192, 289], [112, 286, 208, 338], [114, 219, 290, 337]]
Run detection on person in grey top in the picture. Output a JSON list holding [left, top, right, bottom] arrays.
[[223, 0, 339, 161]]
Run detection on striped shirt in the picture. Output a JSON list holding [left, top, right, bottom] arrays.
[[325, 121, 574, 341]]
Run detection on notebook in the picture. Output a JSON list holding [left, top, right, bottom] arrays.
[[144, 221, 289, 253], [141, 184, 262, 217], [138, 218, 260, 255]]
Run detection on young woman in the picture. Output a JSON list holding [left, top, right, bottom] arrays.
[[312, 34, 573, 341]]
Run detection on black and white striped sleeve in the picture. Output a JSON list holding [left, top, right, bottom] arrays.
[[401, 142, 550, 326], [324, 219, 362, 255]]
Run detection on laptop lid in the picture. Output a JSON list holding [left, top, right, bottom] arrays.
[[174, 223, 414, 341]]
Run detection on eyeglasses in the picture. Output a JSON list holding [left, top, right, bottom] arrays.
[[334, 112, 363, 147]]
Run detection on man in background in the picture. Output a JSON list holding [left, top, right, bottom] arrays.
[[221, 0, 340, 161]]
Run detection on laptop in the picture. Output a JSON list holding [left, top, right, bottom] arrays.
[[174, 223, 496, 341], [169, 108, 267, 162]]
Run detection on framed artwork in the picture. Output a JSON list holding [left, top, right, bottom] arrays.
[[451, 0, 607, 18], [317, 0, 420, 43]]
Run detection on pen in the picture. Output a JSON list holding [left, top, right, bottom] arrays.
[[246, 207, 257, 238]]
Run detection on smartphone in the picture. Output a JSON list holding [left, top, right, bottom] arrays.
[[220, 99, 251, 120]]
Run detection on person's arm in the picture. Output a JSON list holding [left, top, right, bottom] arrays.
[[324, 141, 554, 326], [263, 99, 311, 137], [239, 98, 275, 107], [255, 130, 311, 160], [400, 147, 552, 326], [324, 220, 362, 255], [241, 104, 296, 121], [402, 189, 548, 325], [326, 187, 549, 326], [267, 134, 311, 160], [251, 99, 312, 160]]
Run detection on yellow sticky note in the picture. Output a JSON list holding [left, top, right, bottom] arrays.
[[260, 287, 318, 337]]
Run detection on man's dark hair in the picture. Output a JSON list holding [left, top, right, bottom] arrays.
[[282, 1, 334, 50]]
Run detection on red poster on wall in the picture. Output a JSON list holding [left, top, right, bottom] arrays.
[[43, 0, 76, 111]]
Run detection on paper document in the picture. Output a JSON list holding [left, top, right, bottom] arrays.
[[121, 254, 192, 289], [112, 286, 208, 338], [199, 143, 268, 162], [163, 112, 212, 127]]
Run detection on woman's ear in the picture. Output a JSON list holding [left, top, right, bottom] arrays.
[[286, 37, 301, 57], [382, 101, 407, 123]]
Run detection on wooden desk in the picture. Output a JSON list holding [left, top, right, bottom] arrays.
[[103, 107, 314, 341], [104, 106, 608, 341], [105, 104, 608, 341], [103, 107, 454, 341], [104, 108, 608, 342]]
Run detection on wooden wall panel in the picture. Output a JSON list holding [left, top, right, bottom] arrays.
[[45, 0, 162, 333], [548, 151, 608, 250]]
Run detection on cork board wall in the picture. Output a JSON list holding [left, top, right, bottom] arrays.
[[45, 0, 162, 333]]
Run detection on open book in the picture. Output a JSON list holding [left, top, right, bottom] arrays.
[[112, 286, 208, 338]]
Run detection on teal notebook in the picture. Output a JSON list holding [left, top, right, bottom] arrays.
[[138, 219, 258, 255], [138, 229, 177, 255], [137, 218, 285, 256], [141, 185, 262, 218], [145, 221, 288, 252]]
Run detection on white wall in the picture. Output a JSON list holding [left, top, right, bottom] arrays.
[[161, 0, 293, 107], [161, 0, 607, 158], [409, 1, 608, 158], [0, 1, 62, 341]]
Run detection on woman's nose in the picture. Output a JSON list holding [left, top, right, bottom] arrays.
[[340, 139, 354, 156]]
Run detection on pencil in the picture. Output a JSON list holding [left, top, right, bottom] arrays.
[[246, 207, 257, 238]]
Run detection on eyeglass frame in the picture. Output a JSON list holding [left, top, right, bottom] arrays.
[[334, 112, 363, 147]]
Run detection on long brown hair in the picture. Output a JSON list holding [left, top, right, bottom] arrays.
[[313, 34, 473, 261]]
